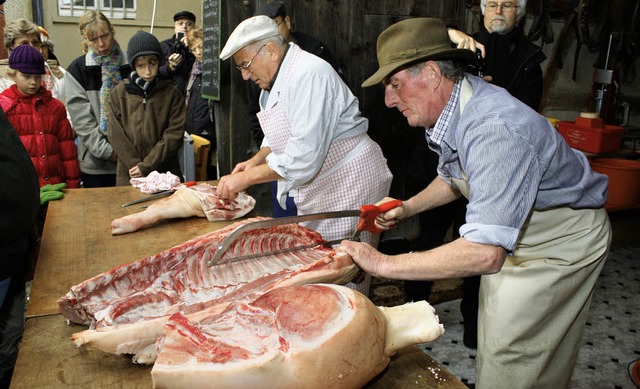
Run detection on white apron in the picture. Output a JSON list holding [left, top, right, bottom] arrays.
[[257, 45, 393, 294], [451, 79, 612, 389]]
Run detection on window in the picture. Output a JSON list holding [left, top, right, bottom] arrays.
[[58, 0, 137, 19]]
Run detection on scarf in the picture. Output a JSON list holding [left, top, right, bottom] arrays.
[[185, 61, 202, 106], [129, 70, 156, 95], [91, 44, 123, 135]]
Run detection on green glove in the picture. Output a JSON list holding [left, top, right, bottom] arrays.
[[40, 190, 64, 205], [41, 183, 67, 192], [40, 183, 66, 205]]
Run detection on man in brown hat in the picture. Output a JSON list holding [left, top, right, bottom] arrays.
[[216, 16, 393, 296], [338, 17, 611, 388]]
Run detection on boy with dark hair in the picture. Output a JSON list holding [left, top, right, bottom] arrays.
[[108, 31, 186, 186]]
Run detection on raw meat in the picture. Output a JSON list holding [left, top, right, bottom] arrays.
[[151, 284, 445, 389], [59, 218, 359, 362], [111, 183, 255, 235]]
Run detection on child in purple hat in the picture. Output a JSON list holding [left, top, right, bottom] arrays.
[[0, 45, 80, 189]]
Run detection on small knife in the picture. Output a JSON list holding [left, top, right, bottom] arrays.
[[121, 181, 196, 207], [208, 199, 402, 266]]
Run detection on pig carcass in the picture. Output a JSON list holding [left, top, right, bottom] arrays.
[[152, 284, 444, 389], [111, 183, 255, 235], [59, 218, 359, 362]]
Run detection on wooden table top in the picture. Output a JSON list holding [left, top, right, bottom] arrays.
[[26, 183, 235, 318], [12, 183, 467, 389]]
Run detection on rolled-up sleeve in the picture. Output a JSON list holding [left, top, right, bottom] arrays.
[[454, 123, 541, 253]]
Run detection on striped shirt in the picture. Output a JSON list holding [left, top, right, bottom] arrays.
[[428, 75, 608, 252]]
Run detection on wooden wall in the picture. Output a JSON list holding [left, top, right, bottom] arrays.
[[217, 0, 468, 196]]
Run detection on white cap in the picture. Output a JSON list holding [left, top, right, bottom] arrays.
[[220, 15, 280, 60]]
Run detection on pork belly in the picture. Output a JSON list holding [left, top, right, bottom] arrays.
[[151, 284, 444, 389]]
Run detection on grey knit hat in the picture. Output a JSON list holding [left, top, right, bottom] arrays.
[[127, 31, 162, 65], [9, 45, 46, 75]]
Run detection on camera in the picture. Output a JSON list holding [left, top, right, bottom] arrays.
[[173, 32, 187, 54]]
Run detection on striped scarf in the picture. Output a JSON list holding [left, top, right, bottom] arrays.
[[90, 44, 123, 135]]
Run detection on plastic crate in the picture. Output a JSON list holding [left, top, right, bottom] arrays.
[[557, 114, 624, 154]]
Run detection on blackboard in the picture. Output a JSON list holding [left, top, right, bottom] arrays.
[[202, 0, 221, 100]]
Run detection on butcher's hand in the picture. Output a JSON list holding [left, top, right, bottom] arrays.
[[374, 197, 405, 231], [129, 165, 143, 178], [337, 240, 388, 278], [447, 28, 485, 58], [216, 173, 248, 200]]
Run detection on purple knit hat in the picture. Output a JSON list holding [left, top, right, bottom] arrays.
[[9, 45, 46, 75]]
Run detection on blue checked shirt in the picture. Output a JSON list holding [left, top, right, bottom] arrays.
[[425, 75, 608, 252]]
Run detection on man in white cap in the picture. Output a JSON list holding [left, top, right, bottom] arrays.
[[338, 17, 611, 388], [217, 15, 393, 295]]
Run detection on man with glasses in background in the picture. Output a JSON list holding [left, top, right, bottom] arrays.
[[450, 0, 546, 111], [217, 16, 393, 297]]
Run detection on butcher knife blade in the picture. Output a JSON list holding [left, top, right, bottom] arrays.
[[121, 181, 196, 207], [208, 199, 402, 266]]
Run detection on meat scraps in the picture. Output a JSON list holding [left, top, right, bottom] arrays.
[[59, 218, 359, 363], [151, 284, 444, 389], [111, 183, 256, 235]]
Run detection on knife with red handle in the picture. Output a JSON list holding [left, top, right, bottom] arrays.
[[352, 199, 403, 241]]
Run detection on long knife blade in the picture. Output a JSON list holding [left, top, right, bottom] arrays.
[[208, 210, 360, 266], [121, 181, 197, 207], [212, 238, 345, 265], [121, 190, 174, 207]]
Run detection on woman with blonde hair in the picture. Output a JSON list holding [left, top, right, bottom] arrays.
[[0, 19, 69, 106], [65, 10, 131, 187]]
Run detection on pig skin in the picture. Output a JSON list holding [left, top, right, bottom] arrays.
[[151, 284, 445, 389], [111, 184, 255, 235]]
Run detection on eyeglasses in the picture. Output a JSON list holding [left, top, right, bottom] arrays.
[[485, 2, 518, 12], [236, 44, 266, 71]]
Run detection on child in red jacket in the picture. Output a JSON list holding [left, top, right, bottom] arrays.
[[0, 45, 80, 188]]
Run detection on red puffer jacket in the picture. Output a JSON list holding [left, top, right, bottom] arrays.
[[0, 84, 80, 188]]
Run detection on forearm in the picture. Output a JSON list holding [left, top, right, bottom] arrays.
[[251, 147, 271, 165], [403, 177, 461, 218], [378, 238, 506, 280], [243, 164, 282, 186]]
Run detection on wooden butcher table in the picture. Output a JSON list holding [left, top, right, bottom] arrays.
[[10, 185, 467, 389]]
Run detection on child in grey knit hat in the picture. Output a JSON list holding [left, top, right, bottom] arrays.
[[107, 31, 187, 186]]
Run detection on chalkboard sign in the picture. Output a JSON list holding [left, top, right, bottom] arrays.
[[202, 0, 221, 100]]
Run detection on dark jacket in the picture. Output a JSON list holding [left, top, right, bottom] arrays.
[[247, 31, 343, 145], [0, 107, 39, 281], [185, 62, 215, 144], [0, 85, 81, 188], [107, 78, 186, 186], [159, 34, 196, 95], [473, 28, 546, 111]]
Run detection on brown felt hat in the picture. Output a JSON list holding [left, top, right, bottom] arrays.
[[362, 18, 475, 87]]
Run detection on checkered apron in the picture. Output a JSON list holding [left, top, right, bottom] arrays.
[[257, 45, 393, 294]]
